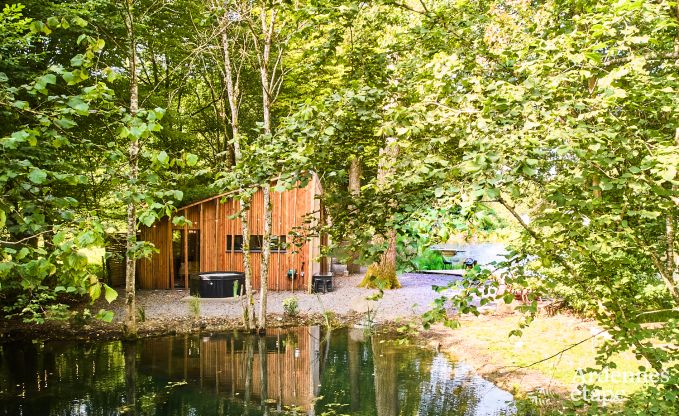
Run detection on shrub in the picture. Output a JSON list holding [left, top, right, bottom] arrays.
[[282, 296, 299, 317], [137, 306, 146, 323], [188, 296, 200, 320]]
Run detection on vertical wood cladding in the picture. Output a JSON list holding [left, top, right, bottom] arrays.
[[138, 177, 323, 292]]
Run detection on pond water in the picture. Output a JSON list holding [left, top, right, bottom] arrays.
[[0, 327, 514, 416], [451, 243, 508, 266]]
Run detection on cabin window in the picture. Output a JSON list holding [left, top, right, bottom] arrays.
[[249, 235, 263, 251], [270, 235, 287, 252], [232, 235, 243, 251], [231, 235, 287, 252]]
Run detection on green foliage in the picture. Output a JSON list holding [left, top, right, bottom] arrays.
[[0, 3, 187, 323], [410, 249, 445, 271], [188, 296, 200, 321], [2, 0, 678, 410], [282, 296, 299, 318]]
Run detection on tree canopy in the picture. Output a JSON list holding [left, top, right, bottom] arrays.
[[1, 0, 678, 412]]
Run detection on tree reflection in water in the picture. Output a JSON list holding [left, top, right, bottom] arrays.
[[0, 327, 514, 415]]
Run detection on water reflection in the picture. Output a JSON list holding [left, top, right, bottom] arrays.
[[0, 327, 513, 415]]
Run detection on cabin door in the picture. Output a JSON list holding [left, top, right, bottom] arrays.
[[172, 229, 200, 288]]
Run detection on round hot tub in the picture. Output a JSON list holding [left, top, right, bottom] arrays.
[[189, 272, 245, 298]]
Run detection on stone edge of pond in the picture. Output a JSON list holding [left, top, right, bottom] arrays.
[[0, 312, 390, 342]]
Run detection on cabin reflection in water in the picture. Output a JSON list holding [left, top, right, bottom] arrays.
[[139, 326, 321, 412]]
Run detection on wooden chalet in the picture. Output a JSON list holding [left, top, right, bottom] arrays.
[[137, 176, 327, 292]]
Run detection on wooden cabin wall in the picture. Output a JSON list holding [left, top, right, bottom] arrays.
[[138, 176, 325, 291], [137, 218, 172, 289]]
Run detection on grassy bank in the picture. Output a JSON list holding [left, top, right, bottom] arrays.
[[428, 313, 648, 406]]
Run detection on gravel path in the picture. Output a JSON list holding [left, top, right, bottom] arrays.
[[108, 272, 462, 323]]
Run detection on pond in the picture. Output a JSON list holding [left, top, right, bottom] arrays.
[[0, 327, 514, 415]]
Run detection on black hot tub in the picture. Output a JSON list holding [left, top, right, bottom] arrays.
[[189, 272, 245, 298]]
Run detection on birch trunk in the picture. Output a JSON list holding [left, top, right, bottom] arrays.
[[218, 6, 255, 329], [124, 0, 138, 337], [257, 5, 275, 331], [240, 205, 255, 329]]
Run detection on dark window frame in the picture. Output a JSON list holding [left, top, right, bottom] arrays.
[[229, 234, 288, 253]]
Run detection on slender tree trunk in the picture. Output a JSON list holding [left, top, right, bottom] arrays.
[[257, 5, 275, 331], [218, 7, 255, 329], [240, 203, 255, 330], [365, 137, 400, 288], [259, 184, 271, 330], [124, 0, 138, 337], [347, 156, 362, 274]]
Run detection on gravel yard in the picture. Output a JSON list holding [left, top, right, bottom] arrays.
[[109, 272, 461, 323]]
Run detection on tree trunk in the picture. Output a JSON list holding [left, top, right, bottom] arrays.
[[257, 5, 275, 331], [259, 184, 271, 330], [124, 0, 138, 337], [240, 204, 255, 330], [346, 156, 362, 274], [363, 137, 400, 289], [218, 6, 255, 329]]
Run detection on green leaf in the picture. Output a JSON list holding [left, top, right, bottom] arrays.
[[70, 54, 85, 67], [95, 309, 114, 323], [12, 100, 28, 110], [103, 284, 118, 303], [94, 39, 105, 51], [89, 282, 101, 300], [139, 211, 156, 227], [47, 16, 60, 28], [67, 97, 89, 114], [522, 165, 537, 176], [10, 130, 30, 143], [28, 168, 47, 184], [55, 117, 77, 129], [186, 153, 198, 166], [72, 16, 88, 27], [157, 150, 169, 164]]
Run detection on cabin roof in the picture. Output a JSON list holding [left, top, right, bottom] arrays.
[[177, 189, 239, 211], [176, 172, 321, 211]]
